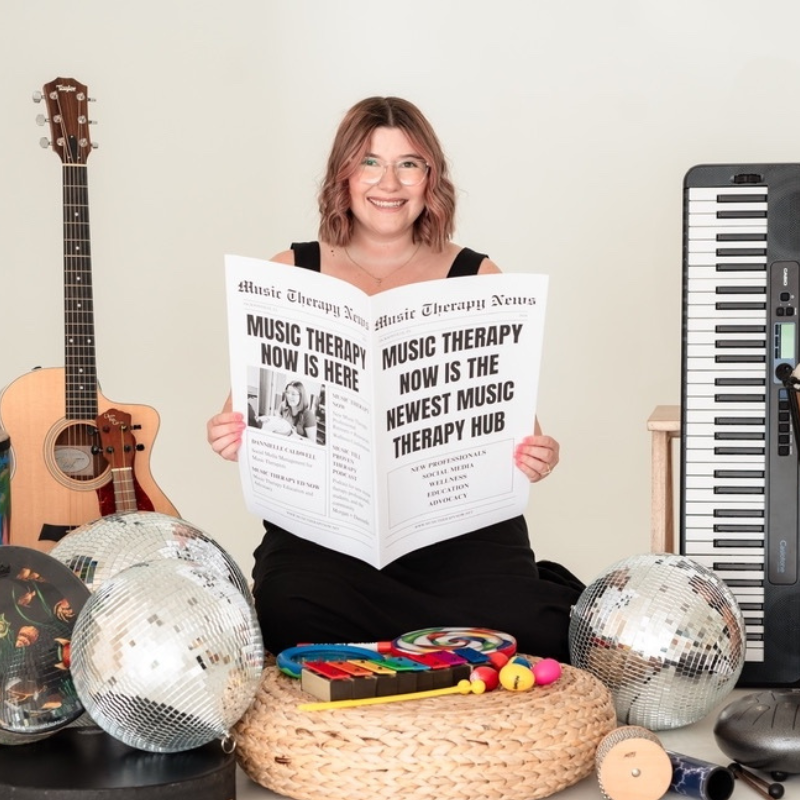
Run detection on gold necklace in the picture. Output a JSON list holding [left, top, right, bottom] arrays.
[[344, 242, 421, 286]]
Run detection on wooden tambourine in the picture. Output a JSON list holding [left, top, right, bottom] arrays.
[[595, 725, 672, 800]]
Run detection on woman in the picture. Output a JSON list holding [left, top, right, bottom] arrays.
[[277, 380, 316, 440], [208, 97, 583, 661]]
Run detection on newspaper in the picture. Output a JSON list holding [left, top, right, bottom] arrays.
[[225, 254, 549, 569]]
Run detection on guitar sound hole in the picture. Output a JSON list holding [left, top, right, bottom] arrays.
[[53, 423, 108, 482]]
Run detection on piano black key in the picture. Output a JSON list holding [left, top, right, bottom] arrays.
[[714, 340, 765, 348], [715, 325, 766, 333], [714, 509, 763, 517], [715, 302, 767, 310], [716, 248, 767, 257], [713, 470, 765, 478], [714, 561, 764, 571], [717, 232, 767, 241], [714, 354, 765, 363], [713, 394, 765, 403], [716, 194, 768, 204], [717, 210, 767, 218], [713, 380, 764, 387], [713, 486, 764, 494], [714, 446, 765, 455]]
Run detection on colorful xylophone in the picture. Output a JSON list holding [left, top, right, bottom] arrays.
[[278, 626, 518, 703]]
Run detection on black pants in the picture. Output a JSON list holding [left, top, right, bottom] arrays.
[[251, 515, 584, 663]]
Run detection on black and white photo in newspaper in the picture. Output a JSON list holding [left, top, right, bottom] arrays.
[[226, 254, 549, 568]]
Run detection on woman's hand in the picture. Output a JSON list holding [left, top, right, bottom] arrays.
[[207, 410, 245, 461], [514, 433, 559, 483]]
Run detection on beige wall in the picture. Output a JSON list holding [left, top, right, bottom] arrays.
[[0, 0, 795, 582]]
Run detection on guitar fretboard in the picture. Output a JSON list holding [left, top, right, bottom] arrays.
[[63, 163, 97, 421]]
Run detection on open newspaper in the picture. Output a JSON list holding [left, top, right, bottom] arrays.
[[225, 254, 549, 569]]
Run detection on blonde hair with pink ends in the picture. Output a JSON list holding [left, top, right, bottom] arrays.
[[318, 97, 456, 251]]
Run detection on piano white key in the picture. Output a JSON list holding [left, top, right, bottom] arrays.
[[686, 490, 766, 504], [683, 520, 765, 533], [729, 585, 765, 600], [685, 411, 765, 426], [684, 440, 766, 457], [685, 316, 767, 331], [684, 538, 765, 552], [687, 293, 768, 307], [686, 269, 767, 285], [686, 330, 766, 345], [684, 395, 766, 409], [745, 645, 765, 663], [688, 187, 767, 200], [686, 477, 765, 492], [684, 458, 765, 473], [688, 238, 767, 252], [685, 375, 767, 385], [688, 253, 766, 267], [688, 224, 767, 239], [684, 541, 764, 559], [685, 500, 764, 514], [688, 214, 769, 228], [684, 385, 766, 399], [691, 555, 764, 582], [686, 308, 767, 321], [688, 202, 768, 215], [684, 452, 765, 467], [686, 436, 767, 451], [688, 275, 767, 289], [686, 360, 766, 374]]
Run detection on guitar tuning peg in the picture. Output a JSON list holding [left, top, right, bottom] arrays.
[[135, 444, 145, 452], [35, 114, 48, 126], [39, 137, 51, 149], [32, 90, 43, 103]]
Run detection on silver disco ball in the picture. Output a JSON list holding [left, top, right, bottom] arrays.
[[568, 553, 746, 730], [50, 511, 251, 600], [70, 559, 264, 753]]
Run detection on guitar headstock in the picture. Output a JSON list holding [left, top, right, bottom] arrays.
[[37, 77, 93, 164], [96, 409, 136, 471]]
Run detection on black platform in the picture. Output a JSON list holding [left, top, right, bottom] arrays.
[[0, 726, 236, 799]]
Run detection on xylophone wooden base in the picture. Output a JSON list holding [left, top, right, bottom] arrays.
[[0, 726, 236, 800]]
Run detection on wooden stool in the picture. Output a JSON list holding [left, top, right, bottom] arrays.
[[647, 405, 680, 554]]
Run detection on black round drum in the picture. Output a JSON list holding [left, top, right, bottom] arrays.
[[0, 726, 236, 799]]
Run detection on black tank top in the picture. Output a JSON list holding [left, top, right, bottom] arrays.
[[289, 241, 488, 277]]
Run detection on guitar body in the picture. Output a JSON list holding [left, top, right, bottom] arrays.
[[0, 366, 177, 551], [0, 77, 179, 551]]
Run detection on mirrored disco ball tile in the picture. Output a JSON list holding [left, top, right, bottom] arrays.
[[568, 553, 746, 730], [70, 559, 264, 753], [50, 511, 251, 600]]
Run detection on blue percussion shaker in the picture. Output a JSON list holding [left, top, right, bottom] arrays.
[[667, 751, 735, 800]]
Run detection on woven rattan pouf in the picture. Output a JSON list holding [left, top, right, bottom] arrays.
[[233, 658, 616, 800]]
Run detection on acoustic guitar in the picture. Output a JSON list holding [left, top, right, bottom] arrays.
[[0, 77, 177, 550]]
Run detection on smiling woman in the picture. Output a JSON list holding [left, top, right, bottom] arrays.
[[206, 96, 579, 661]]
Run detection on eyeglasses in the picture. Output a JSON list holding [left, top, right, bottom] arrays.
[[358, 156, 429, 187]]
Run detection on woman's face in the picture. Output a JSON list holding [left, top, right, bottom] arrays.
[[285, 386, 301, 407], [347, 126, 427, 242]]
